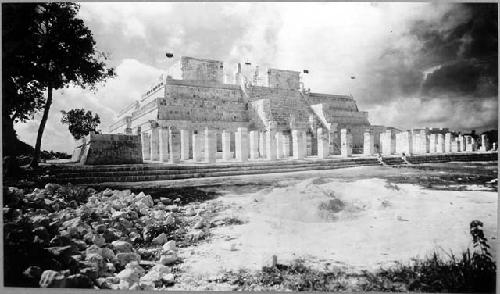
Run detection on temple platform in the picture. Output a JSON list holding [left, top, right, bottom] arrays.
[[42, 152, 497, 185]]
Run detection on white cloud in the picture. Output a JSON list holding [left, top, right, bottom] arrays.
[[15, 59, 163, 153], [14, 2, 497, 153]]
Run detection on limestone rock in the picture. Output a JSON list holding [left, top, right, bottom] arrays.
[[159, 253, 178, 265], [152, 233, 167, 245], [92, 234, 106, 247], [116, 252, 141, 266], [39, 270, 66, 288], [111, 240, 133, 253], [162, 240, 177, 253]]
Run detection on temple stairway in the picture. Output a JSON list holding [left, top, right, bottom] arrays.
[[42, 152, 497, 184]]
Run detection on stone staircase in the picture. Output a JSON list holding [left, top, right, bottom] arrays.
[[43, 152, 497, 184]]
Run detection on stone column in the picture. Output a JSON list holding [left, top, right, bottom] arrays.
[[363, 130, 374, 156], [420, 130, 429, 153], [275, 132, 284, 159], [465, 136, 474, 152], [192, 132, 203, 162], [235, 127, 248, 162], [451, 138, 460, 152], [141, 132, 151, 160], [159, 127, 169, 162], [429, 134, 436, 153], [381, 130, 395, 155], [259, 131, 266, 158], [180, 129, 191, 161], [168, 127, 181, 163], [340, 129, 352, 157], [412, 131, 420, 154], [204, 128, 216, 163], [317, 128, 329, 159], [480, 134, 489, 151], [249, 130, 259, 160], [222, 130, 231, 161], [292, 129, 306, 160], [282, 133, 291, 158], [396, 131, 412, 155], [150, 127, 160, 161], [459, 134, 466, 152], [436, 134, 445, 153], [444, 133, 452, 153], [265, 129, 277, 160]]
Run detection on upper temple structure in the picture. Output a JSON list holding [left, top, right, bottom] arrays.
[[71, 56, 490, 165], [105, 56, 371, 162]]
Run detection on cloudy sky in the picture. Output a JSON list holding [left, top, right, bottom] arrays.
[[14, 2, 498, 153]]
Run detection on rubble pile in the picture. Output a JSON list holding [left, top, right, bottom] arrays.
[[3, 183, 223, 289]]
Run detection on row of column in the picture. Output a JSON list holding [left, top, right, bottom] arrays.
[[141, 127, 333, 163], [141, 127, 490, 163], [362, 129, 490, 156]]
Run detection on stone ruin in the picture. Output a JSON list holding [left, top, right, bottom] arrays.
[[74, 56, 494, 165]]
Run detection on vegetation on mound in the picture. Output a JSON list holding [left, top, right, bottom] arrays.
[[221, 220, 496, 292]]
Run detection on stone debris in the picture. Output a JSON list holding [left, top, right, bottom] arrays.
[[3, 183, 219, 289]]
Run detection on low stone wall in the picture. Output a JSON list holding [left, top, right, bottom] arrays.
[[79, 133, 143, 165]]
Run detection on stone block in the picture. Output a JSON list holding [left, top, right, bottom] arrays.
[[78, 133, 143, 165]]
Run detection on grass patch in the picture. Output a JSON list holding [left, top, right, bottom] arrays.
[[221, 220, 496, 292]]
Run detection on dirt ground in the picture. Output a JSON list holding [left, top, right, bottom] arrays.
[[162, 161, 498, 289]]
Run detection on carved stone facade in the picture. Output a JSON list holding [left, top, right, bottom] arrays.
[[108, 56, 372, 162]]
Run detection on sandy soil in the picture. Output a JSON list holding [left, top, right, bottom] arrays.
[[171, 166, 497, 286]]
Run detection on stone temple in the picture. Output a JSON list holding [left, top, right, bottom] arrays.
[[72, 56, 490, 165]]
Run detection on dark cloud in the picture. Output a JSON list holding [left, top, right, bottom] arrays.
[[418, 3, 498, 99]]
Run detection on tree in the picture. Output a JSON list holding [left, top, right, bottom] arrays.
[[2, 3, 46, 156], [3, 3, 115, 167], [61, 108, 101, 140]]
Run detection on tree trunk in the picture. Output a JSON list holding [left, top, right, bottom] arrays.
[[2, 115, 17, 157], [30, 83, 52, 168]]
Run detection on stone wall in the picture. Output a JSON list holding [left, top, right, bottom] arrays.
[[267, 69, 300, 90], [158, 82, 247, 123], [246, 86, 310, 130], [79, 133, 143, 165], [181, 56, 224, 83]]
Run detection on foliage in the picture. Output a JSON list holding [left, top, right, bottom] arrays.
[[60, 108, 101, 140], [2, 3, 116, 167], [2, 3, 46, 123], [223, 220, 496, 292]]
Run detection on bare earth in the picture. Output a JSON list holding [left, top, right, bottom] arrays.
[[158, 163, 499, 290]]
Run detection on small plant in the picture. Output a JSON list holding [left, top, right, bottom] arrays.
[[318, 198, 345, 213], [60, 108, 101, 140]]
